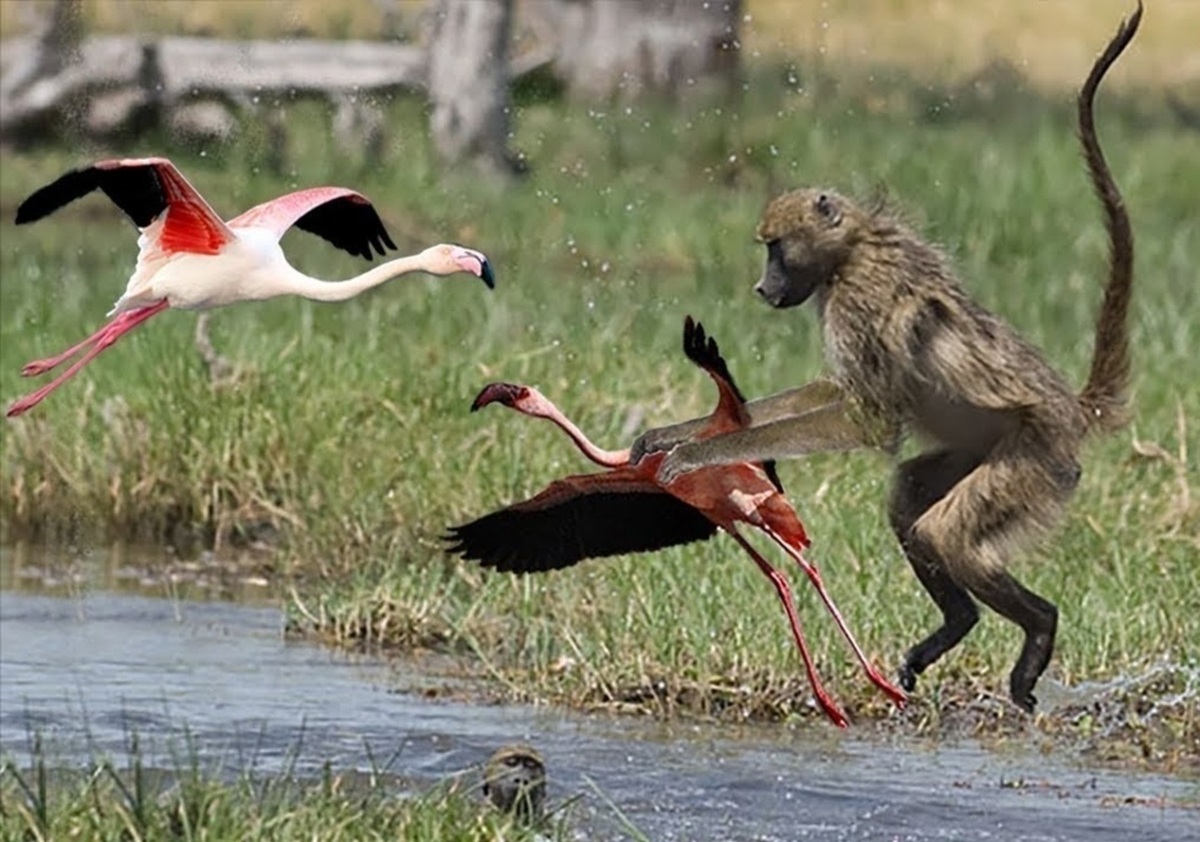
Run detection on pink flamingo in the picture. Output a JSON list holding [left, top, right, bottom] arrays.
[[447, 317, 906, 727], [7, 157, 495, 417]]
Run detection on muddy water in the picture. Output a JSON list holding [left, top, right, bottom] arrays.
[[1, 547, 1196, 841]]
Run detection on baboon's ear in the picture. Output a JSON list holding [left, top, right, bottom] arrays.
[[765, 168, 784, 203], [816, 193, 842, 227], [867, 181, 892, 216]]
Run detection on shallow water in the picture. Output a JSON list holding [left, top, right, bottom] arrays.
[[1, 546, 1196, 841]]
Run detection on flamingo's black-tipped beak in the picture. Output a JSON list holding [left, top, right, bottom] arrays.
[[470, 382, 523, 412], [479, 258, 495, 290], [449, 245, 495, 289]]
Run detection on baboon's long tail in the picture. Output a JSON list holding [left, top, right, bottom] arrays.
[[1078, 1, 1141, 434]]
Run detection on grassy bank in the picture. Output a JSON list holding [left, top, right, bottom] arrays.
[[0, 747, 579, 842], [2, 46, 1197, 763]]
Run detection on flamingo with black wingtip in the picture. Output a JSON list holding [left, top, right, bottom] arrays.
[[7, 157, 495, 417]]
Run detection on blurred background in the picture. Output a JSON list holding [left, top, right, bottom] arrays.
[[2, 0, 1197, 177]]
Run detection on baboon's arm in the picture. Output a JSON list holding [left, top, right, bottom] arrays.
[[655, 398, 889, 485], [748, 378, 847, 424], [630, 379, 846, 462]]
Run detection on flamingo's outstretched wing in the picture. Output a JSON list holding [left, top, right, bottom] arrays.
[[15, 157, 234, 255], [227, 187, 397, 260], [683, 315, 784, 493], [446, 470, 718, 573]]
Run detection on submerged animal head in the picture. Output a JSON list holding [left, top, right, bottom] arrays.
[[482, 744, 547, 823]]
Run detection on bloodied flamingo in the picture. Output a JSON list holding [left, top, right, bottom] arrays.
[[446, 317, 906, 726], [7, 157, 495, 417]]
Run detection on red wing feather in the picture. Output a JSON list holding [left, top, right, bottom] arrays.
[[15, 157, 233, 256], [142, 159, 232, 255]]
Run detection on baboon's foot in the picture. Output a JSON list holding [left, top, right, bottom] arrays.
[[898, 653, 922, 693], [1009, 662, 1044, 714]]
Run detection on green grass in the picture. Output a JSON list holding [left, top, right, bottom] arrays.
[[0, 737, 577, 842], [1, 59, 1196, 745]]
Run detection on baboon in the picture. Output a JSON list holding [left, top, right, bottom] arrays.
[[635, 4, 1141, 712]]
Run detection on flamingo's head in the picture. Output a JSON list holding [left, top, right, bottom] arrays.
[[423, 243, 495, 289], [471, 382, 552, 418]]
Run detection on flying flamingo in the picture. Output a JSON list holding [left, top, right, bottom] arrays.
[[7, 156, 495, 417], [446, 317, 907, 727]]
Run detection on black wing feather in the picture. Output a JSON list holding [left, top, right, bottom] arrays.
[[682, 316, 748, 403], [294, 196, 397, 260], [446, 489, 718, 574], [16, 164, 166, 228]]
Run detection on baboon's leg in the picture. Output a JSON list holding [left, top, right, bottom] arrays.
[[961, 570, 1057, 712], [911, 439, 1077, 712], [889, 450, 982, 692]]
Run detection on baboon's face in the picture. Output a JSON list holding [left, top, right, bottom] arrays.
[[754, 188, 856, 309]]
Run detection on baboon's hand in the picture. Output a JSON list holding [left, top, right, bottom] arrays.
[[655, 442, 700, 486], [631, 427, 685, 464]]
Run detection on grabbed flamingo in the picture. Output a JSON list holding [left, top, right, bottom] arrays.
[[7, 157, 495, 417], [446, 317, 906, 726]]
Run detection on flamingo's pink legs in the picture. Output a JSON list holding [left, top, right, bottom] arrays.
[[726, 527, 850, 728], [20, 313, 141, 377], [762, 524, 908, 709], [7, 300, 170, 418]]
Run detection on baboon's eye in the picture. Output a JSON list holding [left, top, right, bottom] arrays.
[[815, 194, 840, 225]]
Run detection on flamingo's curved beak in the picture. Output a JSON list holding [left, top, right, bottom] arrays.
[[451, 246, 495, 289], [471, 382, 525, 412]]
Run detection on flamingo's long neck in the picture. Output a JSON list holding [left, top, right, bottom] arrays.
[[536, 405, 630, 468], [279, 253, 435, 303]]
